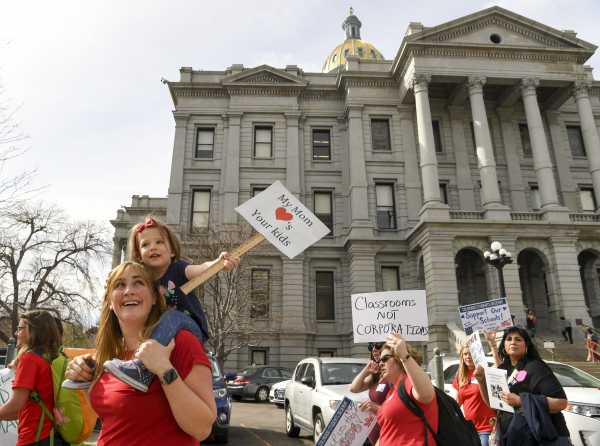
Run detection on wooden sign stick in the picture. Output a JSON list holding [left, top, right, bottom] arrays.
[[180, 232, 266, 295]]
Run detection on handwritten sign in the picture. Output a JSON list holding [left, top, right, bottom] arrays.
[[466, 331, 488, 370], [484, 368, 514, 413], [235, 181, 330, 259], [351, 290, 429, 343], [315, 397, 377, 446], [459, 298, 513, 335], [0, 368, 17, 446]]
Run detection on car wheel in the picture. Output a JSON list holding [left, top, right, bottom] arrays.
[[285, 405, 300, 437], [313, 412, 325, 442], [255, 386, 269, 402]]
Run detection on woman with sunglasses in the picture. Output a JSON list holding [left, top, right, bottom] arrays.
[[360, 333, 437, 446], [350, 342, 390, 445]]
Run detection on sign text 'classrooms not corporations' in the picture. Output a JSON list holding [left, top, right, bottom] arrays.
[[351, 290, 429, 343], [459, 297, 513, 335], [235, 181, 330, 259]]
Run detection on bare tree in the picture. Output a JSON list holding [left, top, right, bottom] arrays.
[[0, 202, 111, 342], [184, 227, 278, 368]]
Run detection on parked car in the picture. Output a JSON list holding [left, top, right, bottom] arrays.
[[227, 366, 292, 402], [285, 357, 369, 442], [207, 354, 231, 444], [434, 357, 600, 446], [269, 379, 291, 407]]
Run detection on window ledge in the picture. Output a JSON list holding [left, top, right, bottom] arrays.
[[312, 159, 333, 163], [316, 320, 336, 324]]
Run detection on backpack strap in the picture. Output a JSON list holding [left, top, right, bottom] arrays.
[[397, 382, 439, 446], [30, 390, 56, 446]]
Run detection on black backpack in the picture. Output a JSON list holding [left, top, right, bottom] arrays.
[[398, 384, 481, 446]]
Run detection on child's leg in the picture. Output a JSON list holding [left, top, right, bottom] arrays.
[[151, 308, 207, 345]]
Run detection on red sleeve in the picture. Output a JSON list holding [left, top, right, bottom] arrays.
[[13, 352, 39, 391], [170, 331, 211, 380]]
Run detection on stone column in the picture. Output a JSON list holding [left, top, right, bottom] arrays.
[[447, 106, 476, 211], [411, 74, 448, 219], [112, 237, 123, 268], [497, 108, 528, 211], [347, 106, 372, 237], [399, 109, 423, 224], [546, 110, 579, 210], [166, 113, 189, 225], [222, 112, 242, 224], [285, 112, 302, 196], [281, 257, 306, 332], [468, 77, 509, 219], [520, 78, 567, 221], [574, 81, 600, 210]]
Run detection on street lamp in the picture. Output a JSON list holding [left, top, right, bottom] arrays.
[[484, 241, 513, 298]]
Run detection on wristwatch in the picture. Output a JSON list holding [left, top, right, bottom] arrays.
[[160, 368, 179, 385]]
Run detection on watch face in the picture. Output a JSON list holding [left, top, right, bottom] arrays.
[[163, 368, 178, 384]]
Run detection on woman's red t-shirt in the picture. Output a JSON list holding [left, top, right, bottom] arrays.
[[377, 376, 439, 446], [90, 331, 211, 446], [452, 369, 496, 432], [12, 351, 55, 446]]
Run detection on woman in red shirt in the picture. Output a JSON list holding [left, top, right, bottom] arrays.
[[360, 333, 438, 446], [452, 344, 496, 446], [67, 261, 216, 446], [0, 310, 62, 446]]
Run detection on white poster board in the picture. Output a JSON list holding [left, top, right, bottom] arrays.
[[235, 181, 330, 259], [484, 367, 514, 413], [351, 290, 429, 343], [459, 298, 513, 335], [315, 397, 377, 446], [466, 331, 488, 370], [0, 368, 17, 446]]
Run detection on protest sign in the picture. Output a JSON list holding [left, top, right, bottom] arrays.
[[315, 397, 377, 446], [484, 368, 514, 413], [458, 298, 513, 335], [351, 290, 429, 343], [0, 368, 17, 446], [466, 331, 488, 370], [235, 181, 330, 259]]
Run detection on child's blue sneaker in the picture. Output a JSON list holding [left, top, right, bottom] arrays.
[[103, 358, 154, 392]]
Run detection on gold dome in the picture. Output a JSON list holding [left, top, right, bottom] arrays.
[[322, 8, 385, 73]]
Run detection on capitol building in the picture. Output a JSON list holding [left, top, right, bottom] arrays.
[[112, 6, 600, 369]]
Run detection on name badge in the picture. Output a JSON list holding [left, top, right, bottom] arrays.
[[376, 383, 387, 392]]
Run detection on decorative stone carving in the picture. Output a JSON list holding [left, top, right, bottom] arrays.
[[410, 73, 432, 93], [520, 77, 540, 96], [467, 76, 487, 94], [237, 72, 289, 84], [573, 80, 593, 100]]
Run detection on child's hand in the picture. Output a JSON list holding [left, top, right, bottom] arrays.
[[219, 251, 240, 272]]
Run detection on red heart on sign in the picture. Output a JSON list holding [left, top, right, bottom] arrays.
[[275, 207, 293, 221]]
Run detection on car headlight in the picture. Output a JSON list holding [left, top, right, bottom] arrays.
[[565, 402, 600, 418], [329, 400, 341, 410], [213, 388, 228, 399]]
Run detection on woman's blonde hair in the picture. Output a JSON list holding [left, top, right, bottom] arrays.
[[126, 215, 182, 264], [457, 344, 472, 387], [94, 261, 166, 378]]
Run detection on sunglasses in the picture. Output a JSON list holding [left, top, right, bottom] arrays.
[[368, 342, 384, 352], [379, 354, 393, 363]]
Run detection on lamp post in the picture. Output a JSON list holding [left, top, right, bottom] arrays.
[[484, 241, 513, 298]]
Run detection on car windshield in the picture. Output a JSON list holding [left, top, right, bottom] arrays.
[[239, 367, 258, 376], [208, 356, 222, 379], [549, 363, 600, 388], [320, 363, 365, 385]]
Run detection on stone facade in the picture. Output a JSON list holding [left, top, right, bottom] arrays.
[[112, 7, 600, 370]]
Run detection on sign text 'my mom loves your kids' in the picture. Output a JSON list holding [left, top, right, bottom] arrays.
[[235, 181, 330, 259]]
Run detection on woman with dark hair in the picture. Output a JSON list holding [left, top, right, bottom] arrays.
[[0, 310, 64, 446], [476, 326, 570, 445], [350, 342, 391, 445]]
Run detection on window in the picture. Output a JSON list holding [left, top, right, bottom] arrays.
[[252, 186, 267, 197], [294, 364, 307, 382], [567, 126, 586, 157], [432, 120, 443, 153], [254, 126, 272, 158], [195, 128, 214, 159], [312, 129, 331, 160], [439, 182, 448, 205], [303, 364, 315, 383], [262, 368, 279, 378], [519, 124, 532, 157], [357, 47, 364, 57], [371, 119, 391, 151], [314, 191, 333, 235], [250, 349, 267, 366], [316, 271, 335, 320], [251, 269, 270, 318], [191, 190, 210, 229], [580, 187, 597, 212], [530, 185, 541, 210], [318, 350, 336, 357], [279, 369, 292, 379], [381, 266, 400, 291], [375, 184, 396, 229]]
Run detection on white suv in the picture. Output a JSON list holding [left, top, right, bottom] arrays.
[[284, 357, 369, 442]]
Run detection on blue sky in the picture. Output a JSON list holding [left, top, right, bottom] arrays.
[[2, 0, 600, 225]]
